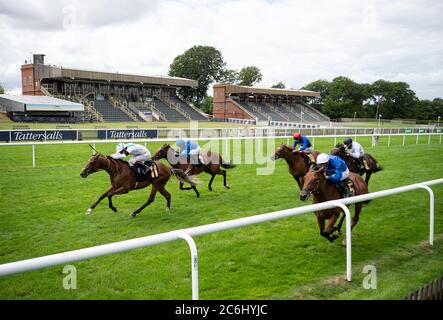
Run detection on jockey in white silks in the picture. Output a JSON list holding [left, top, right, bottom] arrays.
[[111, 143, 152, 166], [343, 137, 365, 170]]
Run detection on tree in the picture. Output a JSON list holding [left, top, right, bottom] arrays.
[[322, 77, 367, 118], [169, 45, 227, 103], [0, 83, 4, 94], [238, 66, 262, 86], [197, 96, 213, 114], [219, 68, 239, 84], [367, 80, 418, 119], [302, 80, 330, 107], [271, 82, 285, 89]]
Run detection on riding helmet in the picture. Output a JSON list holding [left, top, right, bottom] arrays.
[[293, 132, 302, 140], [344, 137, 353, 145]]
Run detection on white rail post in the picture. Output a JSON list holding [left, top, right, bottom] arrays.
[[331, 201, 352, 281], [428, 134, 431, 145], [92, 143, 96, 155], [416, 135, 419, 145], [388, 135, 391, 147], [32, 144, 35, 168], [402, 134, 406, 147], [177, 232, 199, 300], [418, 185, 435, 246]]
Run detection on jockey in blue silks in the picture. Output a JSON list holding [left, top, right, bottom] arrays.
[[292, 132, 316, 163], [176, 139, 202, 173], [292, 132, 312, 152], [316, 153, 352, 197]]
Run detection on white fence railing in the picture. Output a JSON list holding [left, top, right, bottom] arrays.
[[0, 132, 441, 168], [0, 178, 441, 300]]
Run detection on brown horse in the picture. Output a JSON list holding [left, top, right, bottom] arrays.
[[330, 143, 383, 185], [152, 144, 236, 197], [271, 144, 320, 190], [299, 167, 369, 242], [80, 153, 200, 217]]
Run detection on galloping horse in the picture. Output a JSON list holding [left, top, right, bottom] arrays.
[[80, 153, 200, 217], [330, 143, 383, 185], [299, 166, 369, 242], [152, 144, 236, 197], [271, 144, 320, 190]]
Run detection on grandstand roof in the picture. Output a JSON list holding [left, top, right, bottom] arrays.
[[214, 84, 320, 97], [0, 94, 84, 112], [32, 64, 198, 88]]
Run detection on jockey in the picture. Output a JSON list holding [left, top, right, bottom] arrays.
[[343, 137, 365, 170], [316, 153, 352, 198], [292, 132, 315, 163], [176, 139, 202, 172], [111, 142, 153, 170]]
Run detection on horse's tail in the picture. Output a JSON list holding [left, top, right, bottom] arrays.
[[170, 168, 200, 186], [219, 154, 236, 169]]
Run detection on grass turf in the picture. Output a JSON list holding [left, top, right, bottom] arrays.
[[0, 135, 442, 299]]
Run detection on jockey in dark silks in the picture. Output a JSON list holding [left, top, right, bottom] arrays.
[[292, 132, 315, 163]]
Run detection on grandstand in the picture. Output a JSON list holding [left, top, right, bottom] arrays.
[[14, 54, 208, 123], [213, 84, 329, 124]]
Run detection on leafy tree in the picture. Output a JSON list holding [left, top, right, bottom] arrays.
[[169, 45, 227, 103], [367, 80, 417, 119], [0, 83, 5, 94], [322, 77, 367, 118], [238, 66, 262, 86], [302, 80, 330, 107], [219, 68, 239, 84], [271, 82, 286, 89], [197, 96, 213, 114]]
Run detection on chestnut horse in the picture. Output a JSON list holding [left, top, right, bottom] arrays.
[[80, 153, 200, 217], [152, 144, 236, 197], [271, 144, 320, 190], [299, 166, 369, 242], [330, 143, 383, 186]]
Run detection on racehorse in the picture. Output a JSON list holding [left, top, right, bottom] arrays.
[[330, 143, 383, 186], [299, 166, 369, 242], [80, 153, 200, 217], [271, 144, 320, 190], [152, 144, 236, 197]]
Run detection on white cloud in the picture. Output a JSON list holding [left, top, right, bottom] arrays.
[[0, 0, 442, 99]]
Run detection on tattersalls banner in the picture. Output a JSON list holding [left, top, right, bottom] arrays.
[[0, 130, 78, 142], [97, 129, 158, 140]]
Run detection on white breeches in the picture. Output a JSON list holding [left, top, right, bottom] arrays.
[[129, 151, 151, 165], [340, 168, 350, 181], [189, 147, 201, 164]]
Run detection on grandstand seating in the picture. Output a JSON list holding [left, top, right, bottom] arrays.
[[235, 100, 328, 123], [93, 100, 135, 122], [170, 96, 207, 121], [153, 97, 188, 122], [237, 101, 268, 121]]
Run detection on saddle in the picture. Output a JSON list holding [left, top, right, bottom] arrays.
[[298, 151, 316, 166], [130, 161, 159, 182], [334, 178, 355, 198]]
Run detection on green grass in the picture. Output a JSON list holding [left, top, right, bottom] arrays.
[[0, 136, 442, 300]]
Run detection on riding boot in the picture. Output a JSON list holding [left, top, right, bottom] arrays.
[[338, 180, 352, 198]]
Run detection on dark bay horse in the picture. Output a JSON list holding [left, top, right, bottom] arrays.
[[80, 153, 200, 217], [300, 167, 369, 242], [271, 144, 320, 190], [330, 143, 383, 185], [152, 144, 236, 197]]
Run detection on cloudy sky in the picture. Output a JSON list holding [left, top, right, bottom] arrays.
[[0, 0, 442, 99]]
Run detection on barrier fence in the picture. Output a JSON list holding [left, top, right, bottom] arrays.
[[1, 126, 441, 143], [0, 178, 441, 300], [0, 131, 441, 168]]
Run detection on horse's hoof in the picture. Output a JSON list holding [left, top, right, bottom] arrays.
[[130, 212, 138, 218], [225, 185, 230, 189], [111, 207, 118, 213], [86, 208, 93, 215], [342, 239, 347, 247]]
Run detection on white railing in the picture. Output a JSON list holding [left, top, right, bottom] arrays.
[[0, 178, 441, 300], [0, 131, 441, 168]]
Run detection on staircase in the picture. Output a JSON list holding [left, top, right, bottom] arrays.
[[110, 97, 141, 122], [93, 99, 135, 122]]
